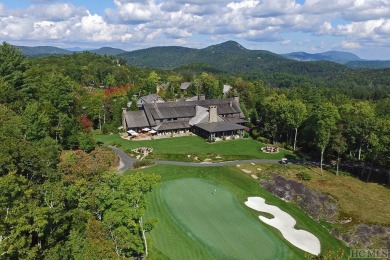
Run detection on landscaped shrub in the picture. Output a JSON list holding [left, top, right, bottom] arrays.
[[102, 123, 118, 134], [256, 136, 270, 144], [101, 123, 110, 134], [296, 172, 312, 181], [251, 129, 260, 138], [133, 160, 154, 169]]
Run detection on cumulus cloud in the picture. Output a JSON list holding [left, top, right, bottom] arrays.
[[0, 0, 389, 53], [281, 39, 291, 45], [340, 40, 361, 49], [336, 19, 385, 40], [251, 0, 301, 17], [342, 0, 390, 21], [27, 3, 86, 21], [227, 0, 259, 10], [106, 2, 157, 24]]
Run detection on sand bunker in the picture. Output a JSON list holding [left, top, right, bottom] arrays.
[[245, 197, 321, 256]]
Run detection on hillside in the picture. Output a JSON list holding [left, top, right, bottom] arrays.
[[118, 41, 347, 77], [15, 45, 72, 57]]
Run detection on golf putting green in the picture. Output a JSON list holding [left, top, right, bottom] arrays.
[[146, 178, 300, 259]]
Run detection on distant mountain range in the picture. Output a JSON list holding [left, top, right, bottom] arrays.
[[281, 51, 390, 69], [13, 41, 390, 69], [282, 51, 361, 64], [14, 45, 126, 57]]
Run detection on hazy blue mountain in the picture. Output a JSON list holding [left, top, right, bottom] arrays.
[[282, 51, 361, 64], [15, 45, 127, 57], [65, 47, 87, 52], [89, 47, 126, 56], [15, 45, 72, 57]]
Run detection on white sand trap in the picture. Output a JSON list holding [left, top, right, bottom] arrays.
[[245, 197, 321, 256], [242, 169, 252, 174]]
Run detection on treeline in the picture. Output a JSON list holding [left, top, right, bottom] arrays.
[[237, 82, 390, 179], [0, 42, 159, 258]]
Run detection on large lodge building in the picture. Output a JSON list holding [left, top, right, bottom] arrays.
[[122, 94, 247, 141]]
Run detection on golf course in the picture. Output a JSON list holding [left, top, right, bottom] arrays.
[[138, 164, 348, 259]]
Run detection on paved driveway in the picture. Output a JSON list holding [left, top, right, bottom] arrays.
[[108, 146, 282, 172]]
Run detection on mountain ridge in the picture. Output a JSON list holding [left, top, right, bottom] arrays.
[[12, 41, 390, 69]]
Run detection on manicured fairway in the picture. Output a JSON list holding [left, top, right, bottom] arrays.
[[146, 178, 299, 259], [140, 165, 348, 260]]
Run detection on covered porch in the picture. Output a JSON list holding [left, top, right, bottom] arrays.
[[193, 122, 246, 142]]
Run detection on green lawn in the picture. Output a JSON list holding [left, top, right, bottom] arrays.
[[95, 134, 297, 161], [134, 165, 348, 259]]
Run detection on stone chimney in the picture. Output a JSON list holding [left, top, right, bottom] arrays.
[[209, 106, 218, 123], [229, 100, 233, 107], [122, 108, 127, 130], [198, 94, 205, 101], [233, 95, 239, 104]]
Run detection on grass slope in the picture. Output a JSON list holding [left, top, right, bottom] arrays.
[[95, 134, 296, 161], [149, 178, 296, 259], [242, 163, 390, 227], [136, 165, 348, 259]]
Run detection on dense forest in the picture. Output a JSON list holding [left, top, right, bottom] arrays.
[[0, 43, 159, 258], [1, 41, 389, 257]]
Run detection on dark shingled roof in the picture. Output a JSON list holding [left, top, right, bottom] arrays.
[[153, 121, 190, 131], [195, 122, 246, 133], [137, 94, 165, 107], [142, 98, 243, 124], [124, 110, 150, 128], [125, 97, 246, 130], [223, 117, 248, 124], [180, 82, 191, 90]]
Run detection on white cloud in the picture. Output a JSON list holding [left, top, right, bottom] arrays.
[[342, 0, 390, 21], [106, 0, 161, 24], [251, 0, 301, 17], [0, 0, 389, 55], [227, 0, 259, 10], [32, 21, 68, 39], [318, 21, 333, 35], [336, 19, 385, 40], [0, 16, 34, 39], [303, 0, 352, 14], [281, 39, 291, 45], [27, 3, 86, 21], [340, 40, 361, 49], [375, 19, 390, 35]]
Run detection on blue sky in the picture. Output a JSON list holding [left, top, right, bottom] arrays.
[[1, 0, 390, 59]]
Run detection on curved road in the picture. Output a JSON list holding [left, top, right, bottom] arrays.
[[108, 146, 137, 173], [108, 146, 282, 172]]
